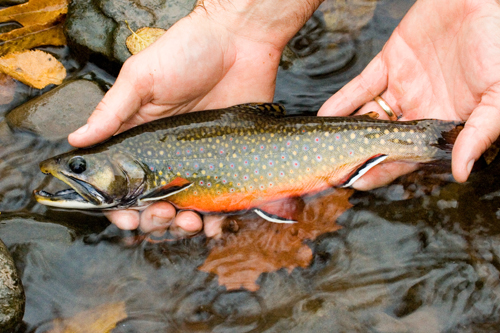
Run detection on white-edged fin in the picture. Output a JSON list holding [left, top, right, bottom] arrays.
[[35, 197, 116, 209], [139, 183, 193, 203], [341, 154, 388, 188], [254, 208, 297, 224]]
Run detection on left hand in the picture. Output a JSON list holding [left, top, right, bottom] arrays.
[[319, 0, 500, 189]]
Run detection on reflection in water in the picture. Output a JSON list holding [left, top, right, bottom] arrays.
[[1, 0, 500, 331]]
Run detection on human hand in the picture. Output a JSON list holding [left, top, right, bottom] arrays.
[[319, 0, 500, 190], [68, 0, 322, 238]]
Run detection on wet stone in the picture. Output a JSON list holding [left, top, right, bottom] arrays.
[[64, 0, 197, 64], [0, 238, 25, 333], [5, 80, 104, 141]]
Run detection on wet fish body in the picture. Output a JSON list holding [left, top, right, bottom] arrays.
[[34, 104, 462, 222]]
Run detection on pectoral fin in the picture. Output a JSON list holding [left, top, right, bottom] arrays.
[[340, 154, 388, 188], [139, 177, 193, 203]]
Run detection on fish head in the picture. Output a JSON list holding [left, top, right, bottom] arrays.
[[34, 149, 148, 210]]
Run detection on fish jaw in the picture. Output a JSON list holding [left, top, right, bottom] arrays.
[[34, 158, 117, 209]]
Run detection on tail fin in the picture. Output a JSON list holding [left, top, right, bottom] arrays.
[[433, 122, 465, 152]]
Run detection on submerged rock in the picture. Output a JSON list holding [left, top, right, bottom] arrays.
[[0, 238, 25, 332], [64, 0, 197, 64], [5, 80, 104, 141]]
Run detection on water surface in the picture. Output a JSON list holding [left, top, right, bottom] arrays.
[[2, 0, 500, 332]]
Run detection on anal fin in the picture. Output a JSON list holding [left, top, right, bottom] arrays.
[[341, 154, 388, 188]]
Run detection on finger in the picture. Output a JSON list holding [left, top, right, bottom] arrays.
[[105, 210, 141, 230], [452, 102, 500, 183], [169, 210, 203, 237], [68, 58, 148, 148], [203, 215, 225, 239], [351, 162, 419, 191], [138, 202, 177, 233], [318, 53, 387, 117]]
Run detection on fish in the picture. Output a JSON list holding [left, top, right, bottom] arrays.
[[34, 103, 463, 223]]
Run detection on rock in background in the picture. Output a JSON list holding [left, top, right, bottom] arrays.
[[5, 79, 104, 141], [0, 238, 25, 332], [64, 0, 377, 66], [64, 0, 197, 64]]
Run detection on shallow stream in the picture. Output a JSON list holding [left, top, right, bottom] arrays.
[[2, 0, 500, 332]]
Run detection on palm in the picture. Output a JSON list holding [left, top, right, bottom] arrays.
[[382, 0, 500, 122], [319, 0, 500, 186]]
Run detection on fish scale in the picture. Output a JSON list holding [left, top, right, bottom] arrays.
[[34, 103, 463, 221]]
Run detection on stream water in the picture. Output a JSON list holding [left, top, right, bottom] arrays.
[[1, 0, 500, 332]]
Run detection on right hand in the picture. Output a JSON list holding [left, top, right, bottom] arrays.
[[68, 0, 323, 238]]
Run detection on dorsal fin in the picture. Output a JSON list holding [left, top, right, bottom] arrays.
[[241, 103, 287, 117]]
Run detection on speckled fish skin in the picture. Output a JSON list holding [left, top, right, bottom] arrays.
[[35, 103, 463, 214]]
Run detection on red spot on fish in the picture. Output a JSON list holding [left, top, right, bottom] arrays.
[[149, 166, 154, 171], [199, 181, 204, 185], [315, 138, 320, 142], [200, 148, 204, 152], [220, 150, 224, 154]]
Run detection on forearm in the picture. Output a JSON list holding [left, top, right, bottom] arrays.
[[192, 0, 324, 50]]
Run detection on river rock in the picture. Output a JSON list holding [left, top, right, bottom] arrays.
[[0, 238, 25, 332], [64, 0, 197, 64], [319, 0, 377, 36], [5, 80, 104, 141]]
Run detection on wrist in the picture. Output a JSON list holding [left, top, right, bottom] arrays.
[[191, 0, 323, 50]]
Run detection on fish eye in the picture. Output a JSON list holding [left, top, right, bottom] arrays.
[[68, 156, 86, 174]]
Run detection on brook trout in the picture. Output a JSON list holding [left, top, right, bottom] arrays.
[[34, 103, 463, 223]]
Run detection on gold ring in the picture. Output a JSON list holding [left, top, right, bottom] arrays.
[[374, 96, 398, 121]]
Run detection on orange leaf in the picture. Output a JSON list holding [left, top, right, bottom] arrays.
[[0, 49, 66, 89], [126, 27, 166, 55], [0, 16, 66, 57], [0, 0, 68, 27], [48, 302, 127, 333], [199, 189, 353, 291]]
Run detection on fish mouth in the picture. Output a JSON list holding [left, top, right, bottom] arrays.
[[34, 172, 116, 210]]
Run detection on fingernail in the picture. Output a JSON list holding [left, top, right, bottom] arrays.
[[466, 159, 475, 175], [74, 124, 89, 135]]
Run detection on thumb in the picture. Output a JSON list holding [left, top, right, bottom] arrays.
[[68, 60, 146, 148], [318, 53, 387, 117], [452, 87, 500, 182]]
